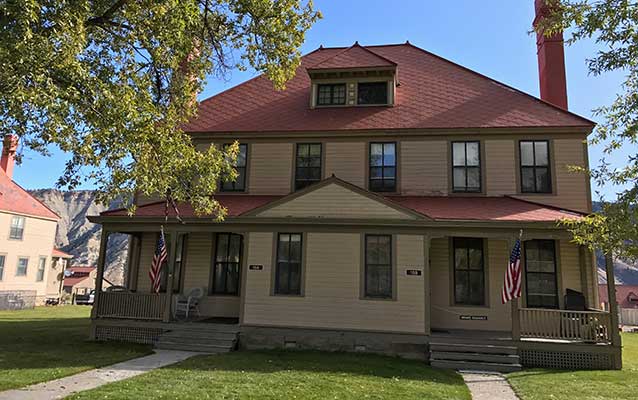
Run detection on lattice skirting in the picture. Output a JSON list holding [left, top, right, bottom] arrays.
[[95, 326, 163, 345], [520, 349, 614, 370]]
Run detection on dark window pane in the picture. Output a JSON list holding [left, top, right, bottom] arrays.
[[295, 144, 322, 191], [317, 84, 346, 105], [275, 233, 303, 295], [453, 167, 466, 190], [525, 240, 558, 308], [535, 167, 551, 193], [520, 141, 551, 193], [220, 144, 247, 192], [358, 82, 388, 105], [452, 142, 481, 192], [212, 233, 242, 295], [365, 235, 392, 298], [453, 238, 485, 305], [521, 167, 535, 192], [369, 142, 396, 192], [467, 168, 481, 190]]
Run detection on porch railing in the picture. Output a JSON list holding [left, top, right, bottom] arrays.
[[96, 292, 167, 320], [520, 308, 611, 343]]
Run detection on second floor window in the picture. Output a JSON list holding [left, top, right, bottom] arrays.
[[317, 84, 346, 106], [36, 257, 46, 281], [295, 143, 322, 190], [220, 143, 247, 192], [520, 140, 551, 193], [358, 82, 388, 105], [369, 142, 396, 192], [16, 257, 28, 276], [452, 141, 481, 192], [9, 216, 25, 240]]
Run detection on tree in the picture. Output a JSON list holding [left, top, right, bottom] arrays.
[[539, 0, 638, 261], [0, 0, 320, 217]]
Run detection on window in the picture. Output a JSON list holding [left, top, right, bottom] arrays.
[[524, 240, 558, 308], [520, 140, 551, 193], [36, 257, 46, 281], [364, 235, 393, 298], [212, 233, 242, 295], [9, 216, 25, 240], [452, 141, 481, 192], [369, 142, 396, 192], [16, 257, 28, 276], [453, 238, 485, 305], [317, 84, 346, 106], [159, 233, 187, 293], [357, 82, 388, 105], [295, 143, 322, 190], [0, 255, 5, 280], [275, 233, 303, 295], [220, 143, 247, 192]]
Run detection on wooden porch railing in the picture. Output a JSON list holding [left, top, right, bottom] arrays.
[[96, 292, 167, 320], [520, 308, 612, 343]]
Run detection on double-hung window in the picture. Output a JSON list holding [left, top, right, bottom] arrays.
[[9, 216, 24, 240], [212, 233, 242, 295], [295, 143, 322, 190], [36, 257, 46, 281], [357, 82, 388, 105], [452, 141, 481, 192], [364, 235, 393, 299], [369, 142, 396, 192], [317, 84, 346, 106], [520, 140, 551, 193], [275, 233, 303, 295], [220, 143, 248, 192], [0, 255, 5, 280], [453, 238, 485, 306], [524, 240, 559, 308], [16, 257, 28, 276]]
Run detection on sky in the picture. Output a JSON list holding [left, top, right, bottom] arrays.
[[12, 0, 632, 200]]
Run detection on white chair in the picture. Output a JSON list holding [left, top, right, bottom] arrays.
[[174, 287, 204, 320]]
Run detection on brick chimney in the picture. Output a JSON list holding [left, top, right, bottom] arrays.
[[534, 0, 568, 110], [0, 135, 18, 179]]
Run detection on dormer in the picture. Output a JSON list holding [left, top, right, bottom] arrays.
[[307, 43, 398, 108]]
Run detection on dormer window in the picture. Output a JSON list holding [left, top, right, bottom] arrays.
[[358, 82, 388, 105], [317, 84, 346, 106]]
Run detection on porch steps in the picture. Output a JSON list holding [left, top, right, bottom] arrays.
[[429, 341, 522, 373], [154, 324, 239, 353]]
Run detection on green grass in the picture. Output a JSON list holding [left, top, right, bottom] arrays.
[[0, 306, 151, 391], [68, 350, 470, 400], [508, 333, 638, 400]]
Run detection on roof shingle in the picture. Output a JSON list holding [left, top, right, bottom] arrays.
[[0, 170, 59, 220]]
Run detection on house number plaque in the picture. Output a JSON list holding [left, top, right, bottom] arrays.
[[406, 269, 422, 276], [459, 315, 488, 321], [249, 264, 263, 271]]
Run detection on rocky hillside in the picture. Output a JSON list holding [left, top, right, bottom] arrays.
[[28, 189, 128, 285]]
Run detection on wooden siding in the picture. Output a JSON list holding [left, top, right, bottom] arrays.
[[249, 143, 293, 194], [559, 240, 583, 305], [324, 142, 365, 187], [401, 140, 447, 195], [485, 140, 517, 196], [256, 183, 416, 219], [242, 232, 426, 334]]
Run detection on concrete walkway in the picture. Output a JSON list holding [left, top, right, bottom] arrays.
[[460, 371, 519, 400], [0, 350, 200, 400]]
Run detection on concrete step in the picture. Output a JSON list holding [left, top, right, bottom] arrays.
[[430, 335, 513, 347], [166, 324, 239, 334], [430, 343, 518, 355], [431, 351, 520, 364], [431, 359, 522, 373], [155, 341, 234, 353], [157, 337, 236, 348], [161, 331, 238, 341]]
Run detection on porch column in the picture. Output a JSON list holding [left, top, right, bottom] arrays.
[[605, 252, 622, 369], [90, 229, 109, 339], [508, 236, 521, 342], [125, 234, 142, 291], [578, 245, 591, 307], [423, 235, 431, 336], [162, 230, 178, 322]]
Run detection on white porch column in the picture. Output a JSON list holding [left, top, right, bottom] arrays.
[[508, 235, 521, 342], [605, 252, 622, 369], [162, 230, 179, 322], [423, 235, 431, 336], [90, 229, 109, 339]]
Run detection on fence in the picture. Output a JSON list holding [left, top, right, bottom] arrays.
[[620, 308, 638, 326], [0, 290, 37, 311]]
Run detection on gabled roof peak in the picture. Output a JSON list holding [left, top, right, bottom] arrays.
[[307, 42, 397, 71]]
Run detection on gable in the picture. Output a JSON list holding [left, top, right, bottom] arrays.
[[255, 182, 418, 220]]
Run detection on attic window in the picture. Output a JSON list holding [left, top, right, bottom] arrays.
[[317, 84, 346, 106], [358, 82, 388, 105]]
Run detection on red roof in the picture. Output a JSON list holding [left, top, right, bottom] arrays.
[[599, 285, 638, 309], [185, 43, 594, 134], [63, 276, 91, 287], [0, 170, 59, 220], [307, 43, 396, 70], [52, 248, 73, 258], [67, 266, 95, 274]]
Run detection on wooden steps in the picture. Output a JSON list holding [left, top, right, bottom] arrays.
[[429, 335, 522, 372], [155, 323, 239, 353]]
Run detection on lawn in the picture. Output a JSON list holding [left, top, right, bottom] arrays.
[[0, 305, 151, 391], [508, 333, 638, 400], [69, 350, 471, 400]]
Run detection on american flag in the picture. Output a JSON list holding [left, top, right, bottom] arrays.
[[149, 229, 168, 293], [501, 239, 522, 304]]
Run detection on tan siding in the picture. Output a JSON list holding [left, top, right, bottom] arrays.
[[243, 232, 425, 334], [401, 141, 448, 195], [136, 232, 156, 293], [485, 140, 517, 196], [559, 240, 583, 298], [257, 183, 415, 219], [430, 238, 512, 331], [249, 143, 293, 194], [324, 142, 365, 187]]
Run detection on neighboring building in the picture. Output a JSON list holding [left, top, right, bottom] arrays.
[[88, 1, 621, 371], [0, 135, 66, 305], [62, 266, 98, 298], [49, 248, 73, 301], [599, 284, 638, 310]]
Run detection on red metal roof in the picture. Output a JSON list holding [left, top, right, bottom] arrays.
[[185, 43, 594, 134], [0, 170, 59, 220], [599, 285, 638, 309], [63, 276, 91, 287], [67, 266, 95, 274], [52, 248, 73, 258], [307, 43, 396, 70]]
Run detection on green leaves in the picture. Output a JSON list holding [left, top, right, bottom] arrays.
[[0, 0, 320, 217]]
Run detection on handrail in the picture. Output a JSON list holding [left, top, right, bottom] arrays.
[[520, 307, 612, 343], [96, 291, 167, 320]]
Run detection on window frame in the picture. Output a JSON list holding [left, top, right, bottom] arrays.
[[519, 140, 552, 194], [273, 233, 304, 296], [452, 237, 486, 306], [363, 234, 394, 300], [294, 143, 323, 191], [451, 141, 482, 193], [9, 215, 25, 240], [316, 83, 347, 106], [524, 239, 559, 309], [357, 81, 389, 105], [36, 256, 46, 282], [0, 254, 5, 281], [211, 233, 243, 296], [16, 257, 28, 277], [159, 233, 187, 294], [220, 143, 248, 192], [368, 142, 397, 193]]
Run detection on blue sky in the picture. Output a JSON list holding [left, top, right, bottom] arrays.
[[13, 0, 629, 200]]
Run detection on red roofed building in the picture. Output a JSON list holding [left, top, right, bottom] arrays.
[[87, 2, 620, 370]]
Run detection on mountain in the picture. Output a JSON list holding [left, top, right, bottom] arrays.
[[28, 189, 128, 285]]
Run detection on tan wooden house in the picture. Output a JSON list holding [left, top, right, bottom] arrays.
[[87, 4, 622, 371]]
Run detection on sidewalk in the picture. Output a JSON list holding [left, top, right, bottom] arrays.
[[460, 371, 520, 400]]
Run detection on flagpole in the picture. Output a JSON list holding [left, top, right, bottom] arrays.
[[511, 233, 521, 342]]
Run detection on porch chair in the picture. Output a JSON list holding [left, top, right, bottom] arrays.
[[174, 287, 204, 321]]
